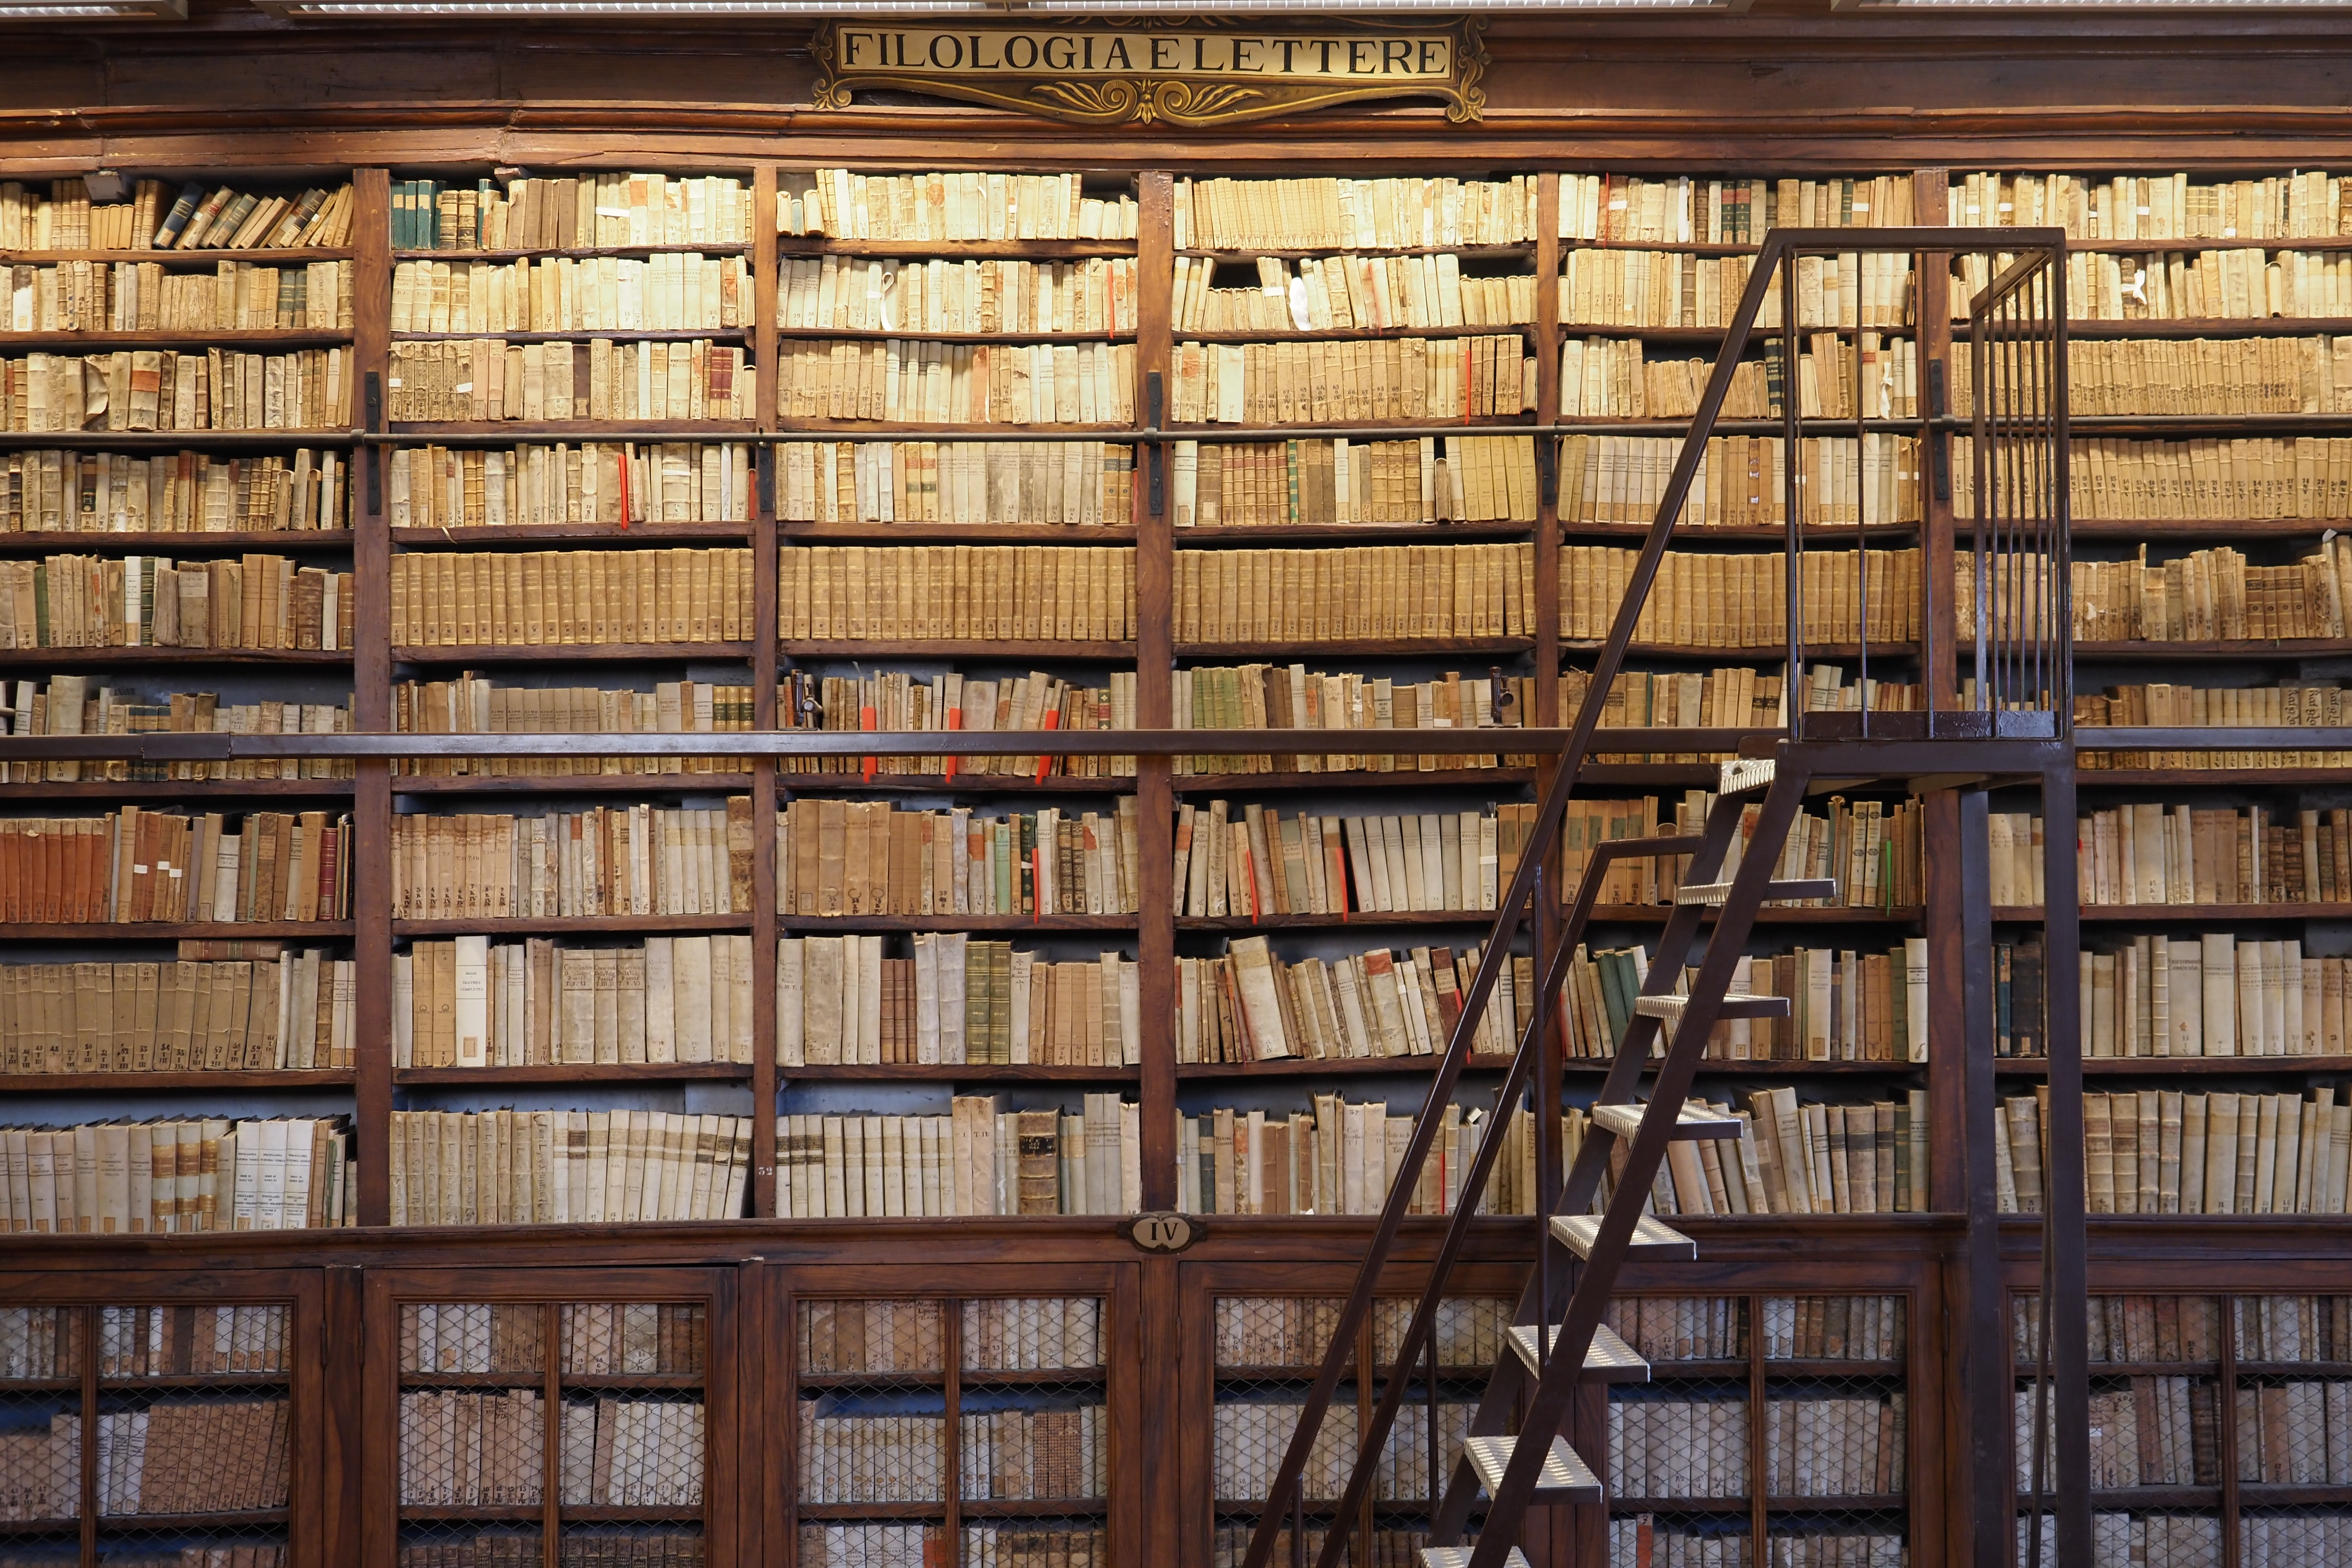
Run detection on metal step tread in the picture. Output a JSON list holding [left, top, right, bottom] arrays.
[[1718, 757, 1776, 797], [1550, 1212, 1699, 1261], [1588, 1100, 1745, 1140], [1505, 1323, 1651, 1382], [1632, 992, 1792, 1022], [1462, 1434, 1604, 1504], [1673, 877, 1839, 907], [1421, 1548, 1531, 1568]]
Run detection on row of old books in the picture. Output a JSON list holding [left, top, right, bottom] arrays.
[[4, 448, 352, 533], [394, 936, 756, 1069], [2023, 1517, 2217, 1568], [0, 951, 355, 1073], [1560, 336, 1919, 422], [1170, 336, 1535, 424], [91, 1401, 292, 1514], [781, 171, 1137, 243], [777, 937, 1137, 1068], [389, 548, 753, 648], [396, 1392, 706, 1506], [777, 438, 1133, 528], [1559, 248, 1911, 331], [784, 256, 1137, 335], [2036, 245, 2352, 322], [1974, 336, 2352, 417], [1, 687, 352, 784], [1618, 1392, 1906, 1499], [96, 1303, 289, 1377], [1611, 1523, 1903, 1568], [1996, 1087, 2352, 1214], [2011, 1293, 2224, 1365], [802, 1527, 1104, 1568], [0, 809, 352, 925], [1175, 543, 1536, 645], [399, 1300, 707, 1377], [1612, 943, 1928, 1063], [1210, 1294, 1513, 1370], [1954, 435, 2352, 522], [776, 800, 1138, 919], [1171, 253, 1537, 335], [387, 441, 755, 528], [2078, 681, 2352, 769], [395, 676, 750, 776], [1569, 791, 1923, 910], [0, 1412, 74, 1522], [399, 1537, 701, 1568], [2234, 1382, 2352, 1484], [1175, 176, 1534, 252], [0, 1117, 355, 1233], [0, 178, 353, 252], [388, 803, 751, 921], [1176, 800, 1537, 920], [4, 348, 349, 433], [2238, 1294, 2352, 1362], [395, 173, 750, 251], [1174, 666, 1530, 773], [778, 670, 1137, 779], [1170, 434, 1535, 527], [385, 338, 750, 423], [1953, 168, 2347, 239], [775, 338, 1133, 426], [5, 258, 352, 333], [1561, 546, 1924, 645], [389, 254, 750, 335], [562, 1399, 704, 1507], [2047, 544, 2351, 643], [793, 1401, 1103, 1504], [2019, 1379, 2217, 1489], [0, 553, 349, 650], [384, 1109, 753, 1226], [797, 1296, 1102, 1375], [1559, 436, 1924, 530], [2069, 934, 2352, 1057], [1175, 938, 1528, 1066], [1629, 1091, 1933, 1219], [1210, 1399, 1472, 1502], [776, 1098, 1139, 1219], [1208, 1527, 1409, 1568], [1994, 804, 2352, 910], [1563, 173, 1917, 242], [779, 544, 1136, 643]]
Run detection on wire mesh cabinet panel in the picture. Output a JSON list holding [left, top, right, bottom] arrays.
[[0, 1271, 327, 1568], [365, 1268, 737, 1568], [774, 1264, 1137, 1568]]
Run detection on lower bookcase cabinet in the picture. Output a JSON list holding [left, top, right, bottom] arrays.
[[2013, 1280, 2352, 1568], [365, 1268, 738, 1568], [0, 1271, 325, 1568], [775, 1264, 1137, 1568]]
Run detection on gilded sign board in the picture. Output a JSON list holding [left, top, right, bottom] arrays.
[[812, 19, 1486, 127]]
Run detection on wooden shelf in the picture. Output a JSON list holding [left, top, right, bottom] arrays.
[[2068, 314, 2352, 339], [781, 1063, 1138, 1082], [1174, 1054, 1516, 1078], [389, 420, 758, 439], [1171, 768, 1536, 794], [1563, 522, 1915, 544], [0, 529, 354, 554], [392, 523, 752, 547], [1165, 415, 1534, 436], [95, 1509, 291, 1529], [401, 1370, 702, 1388], [780, 237, 1133, 259], [0, 328, 349, 350], [774, 420, 1137, 436], [1178, 523, 1535, 547], [1569, 1057, 1923, 1075], [779, 523, 1137, 545], [395, 1063, 751, 1083], [1994, 518, 2348, 540], [1180, 324, 1537, 342], [1996, 1054, 2352, 1076], [394, 915, 754, 936], [793, 1501, 1107, 1520], [776, 327, 1136, 344], [1994, 902, 2352, 922], [781, 913, 1137, 933], [0, 1069, 355, 1093], [0, 431, 359, 451], [2063, 235, 2352, 254], [0, 646, 351, 667], [0, 920, 353, 940], [1572, 641, 1920, 660], [1563, 239, 1764, 257], [1177, 638, 1533, 658], [95, 1371, 292, 1388], [393, 773, 756, 795], [395, 642, 755, 664], [783, 639, 1135, 661], [394, 243, 749, 262], [2067, 638, 2352, 660], [777, 771, 1134, 795], [1181, 245, 1533, 261], [0, 778, 354, 799], [0, 247, 353, 266], [393, 328, 747, 343], [2073, 766, 2352, 785]]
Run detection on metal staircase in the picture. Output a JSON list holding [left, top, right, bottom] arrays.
[[1240, 227, 2088, 1568]]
